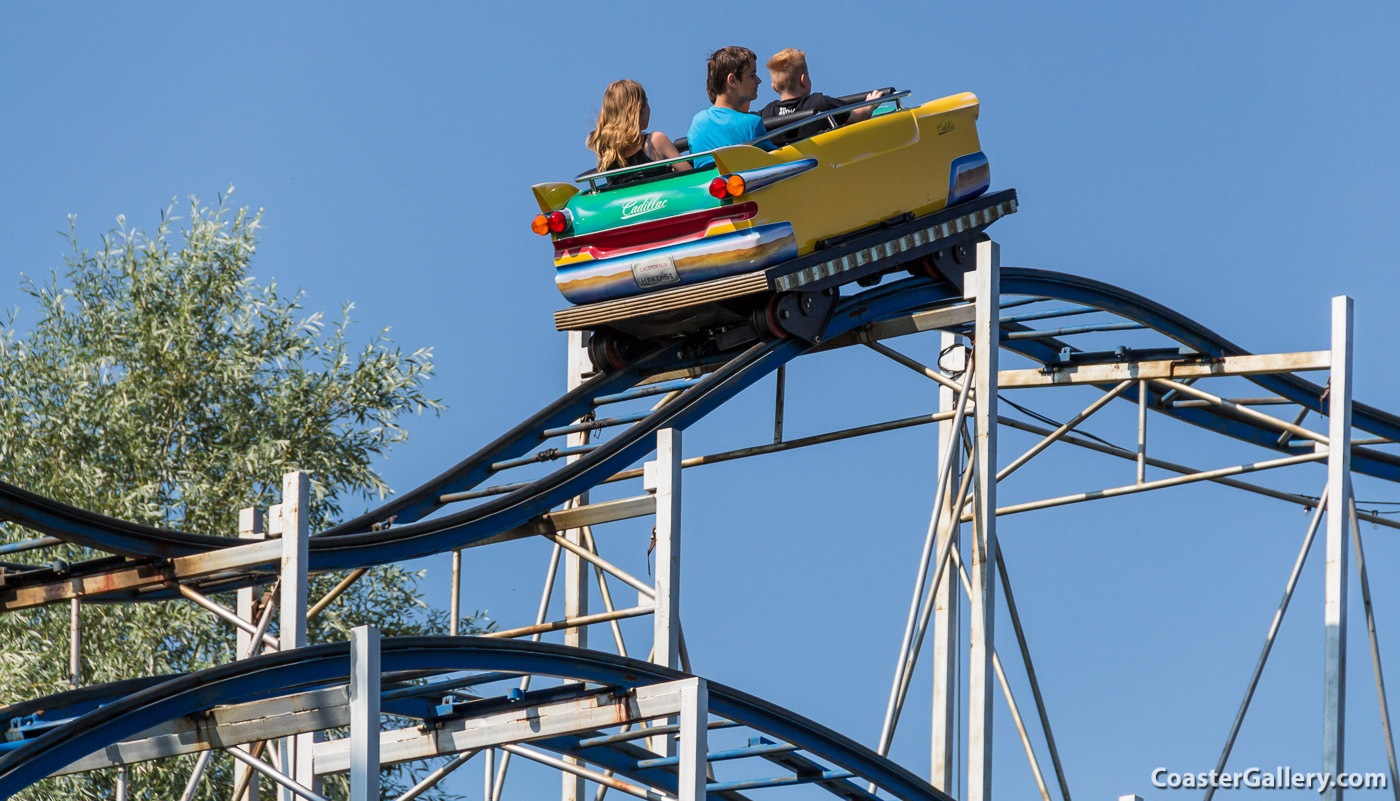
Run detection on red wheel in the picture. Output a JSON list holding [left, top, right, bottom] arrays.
[[603, 335, 628, 371], [587, 331, 646, 372], [914, 254, 940, 280], [763, 294, 791, 340]]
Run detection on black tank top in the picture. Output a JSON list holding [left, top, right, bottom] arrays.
[[608, 137, 670, 187]]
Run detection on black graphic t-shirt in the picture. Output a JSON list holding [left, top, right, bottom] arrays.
[[758, 93, 850, 146]]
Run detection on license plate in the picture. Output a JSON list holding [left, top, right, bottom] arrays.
[[631, 255, 680, 290]]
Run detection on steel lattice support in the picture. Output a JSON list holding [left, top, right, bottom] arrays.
[[5, 254, 1400, 801], [967, 238, 1001, 801], [931, 328, 960, 793], [350, 625, 381, 801], [1323, 296, 1354, 801], [236, 508, 267, 801], [564, 329, 592, 801]]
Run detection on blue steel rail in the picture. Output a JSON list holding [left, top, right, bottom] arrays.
[[2, 269, 1398, 589], [2, 267, 1398, 793], [0, 637, 956, 801]]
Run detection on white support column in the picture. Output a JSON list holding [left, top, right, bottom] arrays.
[[484, 748, 495, 801], [450, 549, 462, 636], [651, 428, 683, 671], [931, 330, 960, 792], [280, 471, 317, 800], [237, 507, 266, 801], [1323, 295, 1353, 801], [1137, 379, 1148, 484], [69, 598, 81, 688], [564, 330, 591, 801], [678, 678, 709, 801], [649, 428, 683, 756], [350, 625, 381, 801], [967, 239, 1000, 801]]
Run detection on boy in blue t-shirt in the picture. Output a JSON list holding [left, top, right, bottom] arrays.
[[687, 46, 775, 168]]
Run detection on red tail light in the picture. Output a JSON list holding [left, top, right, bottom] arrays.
[[532, 210, 571, 236], [709, 175, 746, 200]]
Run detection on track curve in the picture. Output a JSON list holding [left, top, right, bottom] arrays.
[[2, 268, 1395, 578], [0, 637, 954, 801]]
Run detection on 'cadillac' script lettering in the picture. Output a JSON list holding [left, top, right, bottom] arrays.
[[621, 196, 668, 219]]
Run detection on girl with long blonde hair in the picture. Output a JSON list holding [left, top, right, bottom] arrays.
[[586, 80, 686, 183]]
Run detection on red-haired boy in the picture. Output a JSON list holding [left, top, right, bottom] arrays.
[[758, 49, 886, 145]]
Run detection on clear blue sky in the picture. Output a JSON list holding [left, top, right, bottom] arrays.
[[4, 3, 1400, 799]]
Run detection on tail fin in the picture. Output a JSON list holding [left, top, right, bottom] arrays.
[[711, 145, 791, 175], [532, 182, 580, 213]]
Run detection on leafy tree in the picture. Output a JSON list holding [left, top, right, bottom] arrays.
[[0, 191, 480, 799]]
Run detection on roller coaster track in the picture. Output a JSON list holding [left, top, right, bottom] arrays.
[[0, 638, 957, 800], [3, 269, 1398, 573], [2, 258, 1398, 798]]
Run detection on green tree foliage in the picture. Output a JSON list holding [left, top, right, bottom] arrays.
[[0, 192, 477, 799]]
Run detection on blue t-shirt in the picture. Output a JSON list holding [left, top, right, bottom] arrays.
[[687, 107, 774, 168]]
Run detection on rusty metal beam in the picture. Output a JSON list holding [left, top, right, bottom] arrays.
[[962, 451, 1327, 522], [995, 415, 1400, 531], [603, 411, 964, 487], [0, 539, 282, 611], [315, 681, 689, 775], [56, 680, 691, 777], [56, 686, 351, 775], [816, 304, 977, 352], [998, 351, 1329, 388], [483, 605, 654, 640], [864, 341, 964, 393], [0, 497, 653, 612], [542, 526, 656, 601]]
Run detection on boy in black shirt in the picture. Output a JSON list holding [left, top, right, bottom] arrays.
[[758, 49, 887, 146]]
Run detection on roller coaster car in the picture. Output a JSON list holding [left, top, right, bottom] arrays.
[[530, 90, 1018, 370]]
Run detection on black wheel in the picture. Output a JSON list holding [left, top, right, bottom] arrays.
[[910, 253, 941, 281], [751, 294, 791, 341], [586, 331, 646, 372]]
